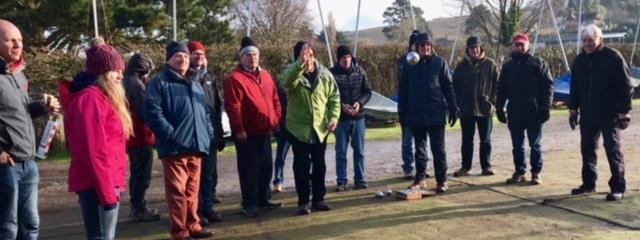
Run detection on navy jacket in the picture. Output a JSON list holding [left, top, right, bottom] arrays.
[[144, 65, 213, 158], [398, 54, 457, 127], [330, 61, 372, 120]]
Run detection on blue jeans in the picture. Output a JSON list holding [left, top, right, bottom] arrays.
[[128, 146, 154, 212], [0, 160, 39, 240], [507, 119, 543, 175], [272, 134, 291, 185], [78, 188, 120, 240], [401, 124, 414, 173], [199, 141, 218, 213], [335, 118, 366, 185]]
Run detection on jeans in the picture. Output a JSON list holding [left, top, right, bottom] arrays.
[[334, 118, 366, 185], [401, 124, 414, 173], [412, 125, 447, 184], [580, 120, 626, 193], [199, 140, 218, 213], [128, 146, 154, 212], [272, 134, 291, 185], [460, 117, 493, 170], [0, 160, 39, 240], [234, 134, 273, 208], [507, 119, 543, 175], [290, 135, 327, 206], [78, 188, 120, 240]]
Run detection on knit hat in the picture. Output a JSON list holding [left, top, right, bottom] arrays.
[[239, 36, 259, 57], [165, 41, 189, 60], [293, 41, 309, 61], [415, 33, 432, 45], [85, 37, 125, 76], [125, 52, 154, 75], [409, 30, 420, 48], [187, 40, 206, 53], [466, 36, 482, 48], [336, 45, 352, 60], [512, 33, 530, 44]]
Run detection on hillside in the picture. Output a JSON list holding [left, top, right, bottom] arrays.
[[344, 16, 469, 45]]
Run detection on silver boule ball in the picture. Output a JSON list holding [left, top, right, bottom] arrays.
[[374, 191, 385, 199], [406, 51, 420, 65]]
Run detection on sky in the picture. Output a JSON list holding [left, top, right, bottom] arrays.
[[306, 0, 458, 32]]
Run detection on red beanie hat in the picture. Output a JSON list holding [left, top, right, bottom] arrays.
[[85, 39, 125, 76], [187, 40, 206, 53]]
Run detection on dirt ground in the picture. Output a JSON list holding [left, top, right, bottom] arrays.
[[39, 111, 640, 239]]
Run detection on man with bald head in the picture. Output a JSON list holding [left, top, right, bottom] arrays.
[[0, 19, 60, 239]]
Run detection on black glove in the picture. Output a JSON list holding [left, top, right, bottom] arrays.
[[448, 109, 458, 127], [496, 110, 507, 124], [569, 113, 579, 130], [217, 140, 226, 152], [618, 116, 631, 130], [539, 111, 550, 123]]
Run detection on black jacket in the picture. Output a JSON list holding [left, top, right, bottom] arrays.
[[568, 45, 633, 124], [398, 54, 457, 127], [496, 52, 554, 121], [193, 67, 224, 142], [330, 61, 372, 120], [452, 54, 500, 118]]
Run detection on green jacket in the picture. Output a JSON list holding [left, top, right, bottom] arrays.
[[452, 54, 500, 118], [279, 60, 341, 143]]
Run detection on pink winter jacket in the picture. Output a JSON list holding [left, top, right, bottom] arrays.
[[60, 82, 127, 206]]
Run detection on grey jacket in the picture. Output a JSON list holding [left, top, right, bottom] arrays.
[[0, 58, 47, 162]]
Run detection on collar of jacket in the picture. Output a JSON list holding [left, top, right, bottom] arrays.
[[464, 51, 486, 66], [164, 64, 196, 83], [509, 51, 531, 63], [584, 43, 605, 57], [0, 55, 25, 74]]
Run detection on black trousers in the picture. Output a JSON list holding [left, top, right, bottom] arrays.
[[580, 121, 626, 193], [234, 134, 273, 208], [412, 125, 447, 184], [460, 117, 493, 170], [290, 135, 327, 206]]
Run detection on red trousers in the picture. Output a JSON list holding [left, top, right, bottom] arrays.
[[162, 153, 203, 239]]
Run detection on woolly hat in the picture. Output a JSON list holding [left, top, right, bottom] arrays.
[[293, 41, 309, 61], [337, 45, 352, 60], [125, 52, 154, 75], [187, 40, 206, 53], [165, 41, 189, 61], [239, 36, 259, 57], [512, 33, 530, 44], [466, 36, 482, 48], [415, 33, 432, 45], [85, 37, 125, 76], [409, 30, 420, 48]]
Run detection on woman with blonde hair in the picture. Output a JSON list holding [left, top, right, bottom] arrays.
[[59, 37, 132, 239]]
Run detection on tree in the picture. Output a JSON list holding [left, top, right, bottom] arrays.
[[382, 0, 432, 43], [232, 0, 314, 45]]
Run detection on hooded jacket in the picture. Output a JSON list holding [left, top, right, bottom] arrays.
[[144, 65, 213, 158], [330, 60, 372, 120], [124, 53, 156, 147], [0, 57, 47, 162], [193, 66, 224, 142], [59, 81, 127, 206], [568, 44, 633, 124], [452, 52, 500, 118]]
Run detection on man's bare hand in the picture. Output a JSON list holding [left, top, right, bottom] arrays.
[[43, 93, 61, 113], [0, 151, 15, 166]]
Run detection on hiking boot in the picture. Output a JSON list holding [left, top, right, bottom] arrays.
[[297, 203, 311, 215], [531, 173, 542, 185], [312, 201, 332, 211], [354, 182, 369, 189], [130, 208, 161, 222], [505, 173, 527, 184], [408, 180, 427, 190], [189, 229, 214, 239], [570, 185, 596, 195], [273, 184, 283, 193], [435, 182, 448, 193], [481, 168, 495, 176], [453, 168, 469, 177], [403, 172, 414, 180], [336, 183, 348, 192], [242, 207, 260, 217], [258, 200, 283, 209], [199, 210, 222, 226], [606, 192, 624, 201]]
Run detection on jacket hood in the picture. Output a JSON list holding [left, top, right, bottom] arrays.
[[125, 53, 154, 75], [70, 71, 97, 93]]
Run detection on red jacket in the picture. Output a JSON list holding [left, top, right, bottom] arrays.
[[60, 82, 127, 206], [224, 65, 281, 135]]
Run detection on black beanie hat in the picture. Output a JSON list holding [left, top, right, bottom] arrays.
[[409, 30, 420, 48], [165, 41, 189, 61], [466, 36, 482, 48], [293, 41, 309, 61], [239, 36, 259, 57], [336, 45, 352, 60], [415, 33, 432, 46]]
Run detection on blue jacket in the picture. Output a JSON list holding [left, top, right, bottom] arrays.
[[144, 65, 213, 158], [398, 54, 457, 127]]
